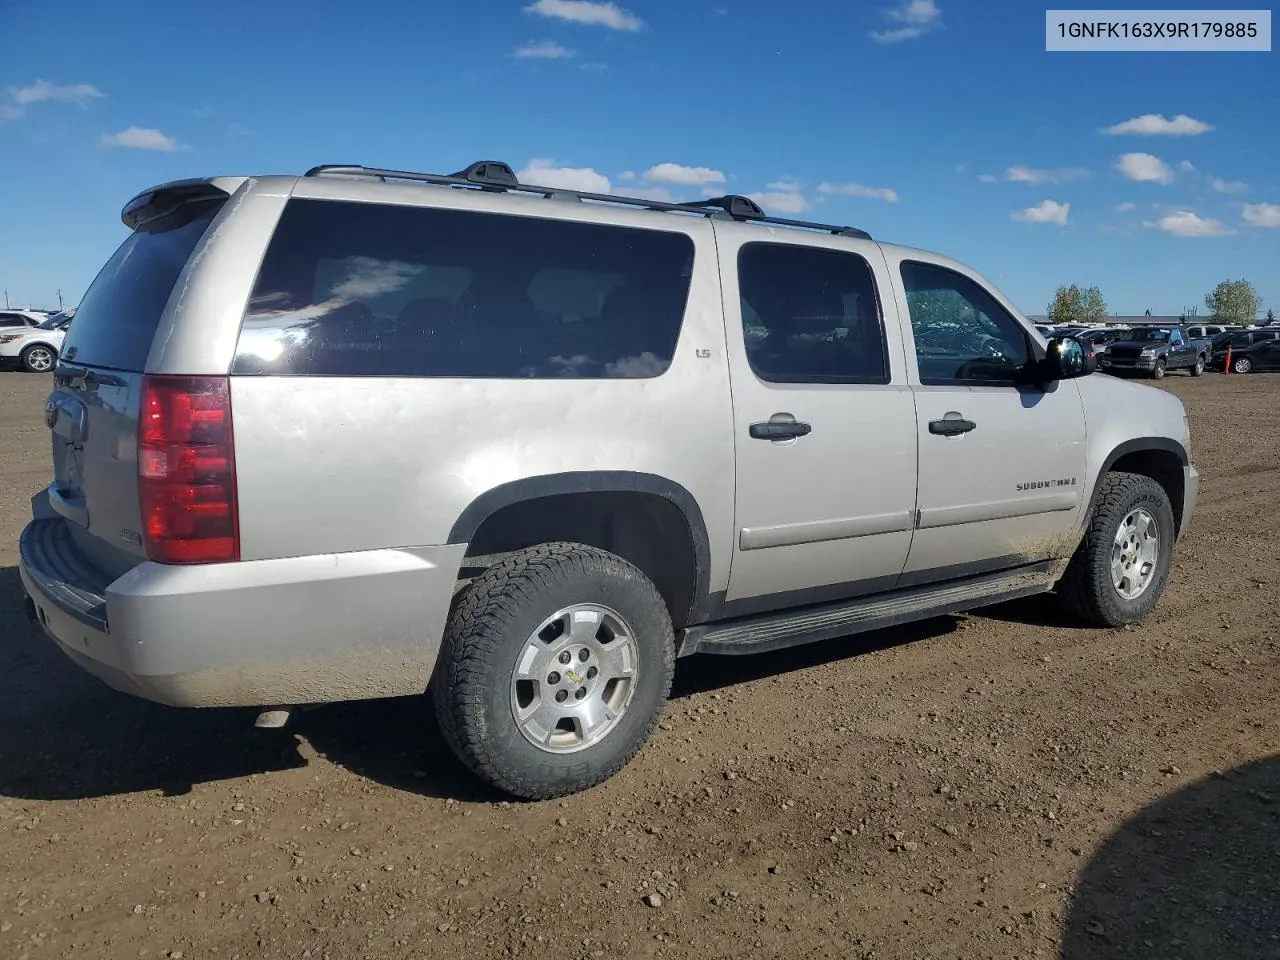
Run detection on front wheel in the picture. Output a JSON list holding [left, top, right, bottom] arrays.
[[1233, 356, 1253, 374], [1190, 355, 1205, 377], [20, 344, 56, 373], [1057, 472, 1175, 627], [1150, 359, 1166, 380], [432, 542, 674, 800]]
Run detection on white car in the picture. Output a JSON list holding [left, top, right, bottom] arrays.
[[0, 308, 74, 372]]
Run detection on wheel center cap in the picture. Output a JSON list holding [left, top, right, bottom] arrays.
[[564, 668, 585, 685]]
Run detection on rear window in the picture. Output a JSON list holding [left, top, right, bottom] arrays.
[[233, 198, 695, 378], [60, 199, 222, 371]]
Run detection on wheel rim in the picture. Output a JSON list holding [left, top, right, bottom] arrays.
[[510, 603, 639, 754], [1236, 358, 1251, 373], [1111, 507, 1160, 601], [26, 347, 54, 371]]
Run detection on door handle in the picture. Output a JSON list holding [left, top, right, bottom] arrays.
[[928, 417, 976, 436], [749, 419, 812, 440]]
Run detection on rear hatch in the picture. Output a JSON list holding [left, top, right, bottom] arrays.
[[45, 184, 229, 580]]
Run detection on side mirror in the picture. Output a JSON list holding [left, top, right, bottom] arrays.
[[1040, 336, 1095, 381]]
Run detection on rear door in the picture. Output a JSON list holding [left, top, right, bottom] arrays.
[[715, 226, 918, 614], [884, 254, 1087, 577], [45, 192, 227, 578]]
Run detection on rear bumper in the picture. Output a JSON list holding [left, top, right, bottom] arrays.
[[19, 514, 467, 708]]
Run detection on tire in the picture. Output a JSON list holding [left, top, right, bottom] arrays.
[[1190, 355, 1205, 377], [432, 541, 675, 800], [1057, 472, 1176, 628], [1150, 359, 1166, 380], [21, 343, 56, 373], [1233, 356, 1252, 374]]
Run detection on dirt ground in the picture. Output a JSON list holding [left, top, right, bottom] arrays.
[[1, 369, 1277, 960]]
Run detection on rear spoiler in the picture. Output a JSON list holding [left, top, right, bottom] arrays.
[[120, 177, 248, 230]]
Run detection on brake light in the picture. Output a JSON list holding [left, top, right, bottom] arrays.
[[138, 375, 239, 563]]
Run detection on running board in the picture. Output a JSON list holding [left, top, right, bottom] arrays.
[[680, 562, 1057, 657]]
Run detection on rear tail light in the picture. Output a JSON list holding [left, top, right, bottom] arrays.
[[138, 375, 239, 564]]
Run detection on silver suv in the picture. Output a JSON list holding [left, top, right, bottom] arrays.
[[19, 161, 1199, 799]]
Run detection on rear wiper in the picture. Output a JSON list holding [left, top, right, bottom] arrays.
[[53, 363, 128, 389]]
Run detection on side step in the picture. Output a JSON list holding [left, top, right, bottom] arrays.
[[681, 562, 1057, 657]]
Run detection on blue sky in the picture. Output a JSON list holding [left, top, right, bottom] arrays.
[[1, 0, 1277, 316]]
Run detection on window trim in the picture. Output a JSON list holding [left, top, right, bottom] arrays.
[[899, 259, 1038, 388], [735, 240, 892, 387]]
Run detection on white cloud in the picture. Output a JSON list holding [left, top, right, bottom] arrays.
[[100, 126, 177, 152], [517, 158, 611, 193], [870, 0, 942, 42], [977, 173, 998, 183], [524, 0, 643, 31], [1208, 176, 1248, 194], [1, 79, 104, 121], [1011, 200, 1070, 225], [1178, 159, 1196, 173], [514, 40, 577, 59], [1004, 164, 1087, 183], [748, 190, 810, 214], [817, 180, 900, 203], [1115, 152, 1175, 185], [1116, 202, 1136, 213], [766, 177, 802, 192], [226, 121, 253, 138], [1242, 203, 1280, 228], [643, 162, 726, 186], [1143, 210, 1233, 237], [617, 170, 636, 181], [1101, 113, 1213, 136], [9, 79, 104, 107]]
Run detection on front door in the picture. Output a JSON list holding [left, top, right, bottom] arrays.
[[717, 229, 918, 615], [883, 255, 1088, 580]]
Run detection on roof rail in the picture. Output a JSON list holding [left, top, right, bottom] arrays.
[[303, 161, 871, 239]]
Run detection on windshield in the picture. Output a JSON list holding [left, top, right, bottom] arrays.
[[38, 311, 73, 329], [1128, 328, 1171, 342]]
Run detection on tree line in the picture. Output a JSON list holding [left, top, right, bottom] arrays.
[[1046, 279, 1267, 326]]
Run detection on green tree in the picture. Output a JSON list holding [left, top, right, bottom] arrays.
[[1204, 279, 1262, 325], [1081, 286, 1108, 325], [1047, 284, 1084, 325], [1267, 308, 1276, 324], [1047, 284, 1107, 325]]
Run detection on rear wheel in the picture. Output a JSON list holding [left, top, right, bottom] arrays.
[[1150, 359, 1166, 380], [1058, 472, 1175, 627], [1190, 355, 1205, 377], [21, 344, 56, 373], [432, 542, 674, 800], [1233, 356, 1253, 374]]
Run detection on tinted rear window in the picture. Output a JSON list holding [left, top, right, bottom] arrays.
[[60, 200, 221, 371], [233, 198, 695, 378]]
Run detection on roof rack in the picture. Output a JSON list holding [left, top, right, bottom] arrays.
[[303, 160, 872, 240]]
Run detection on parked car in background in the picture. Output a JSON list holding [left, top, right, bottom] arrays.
[[1185, 324, 1236, 340], [1099, 326, 1209, 379], [1208, 328, 1280, 373], [1078, 327, 1132, 361], [0, 309, 47, 331], [0, 308, 74, 372]]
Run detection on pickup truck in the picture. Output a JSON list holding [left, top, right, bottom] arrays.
[[1098, 326, 1210, 379]]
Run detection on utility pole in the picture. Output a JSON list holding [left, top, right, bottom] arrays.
[[57, 289, 64, 310], [3, 289, 8, 309]]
